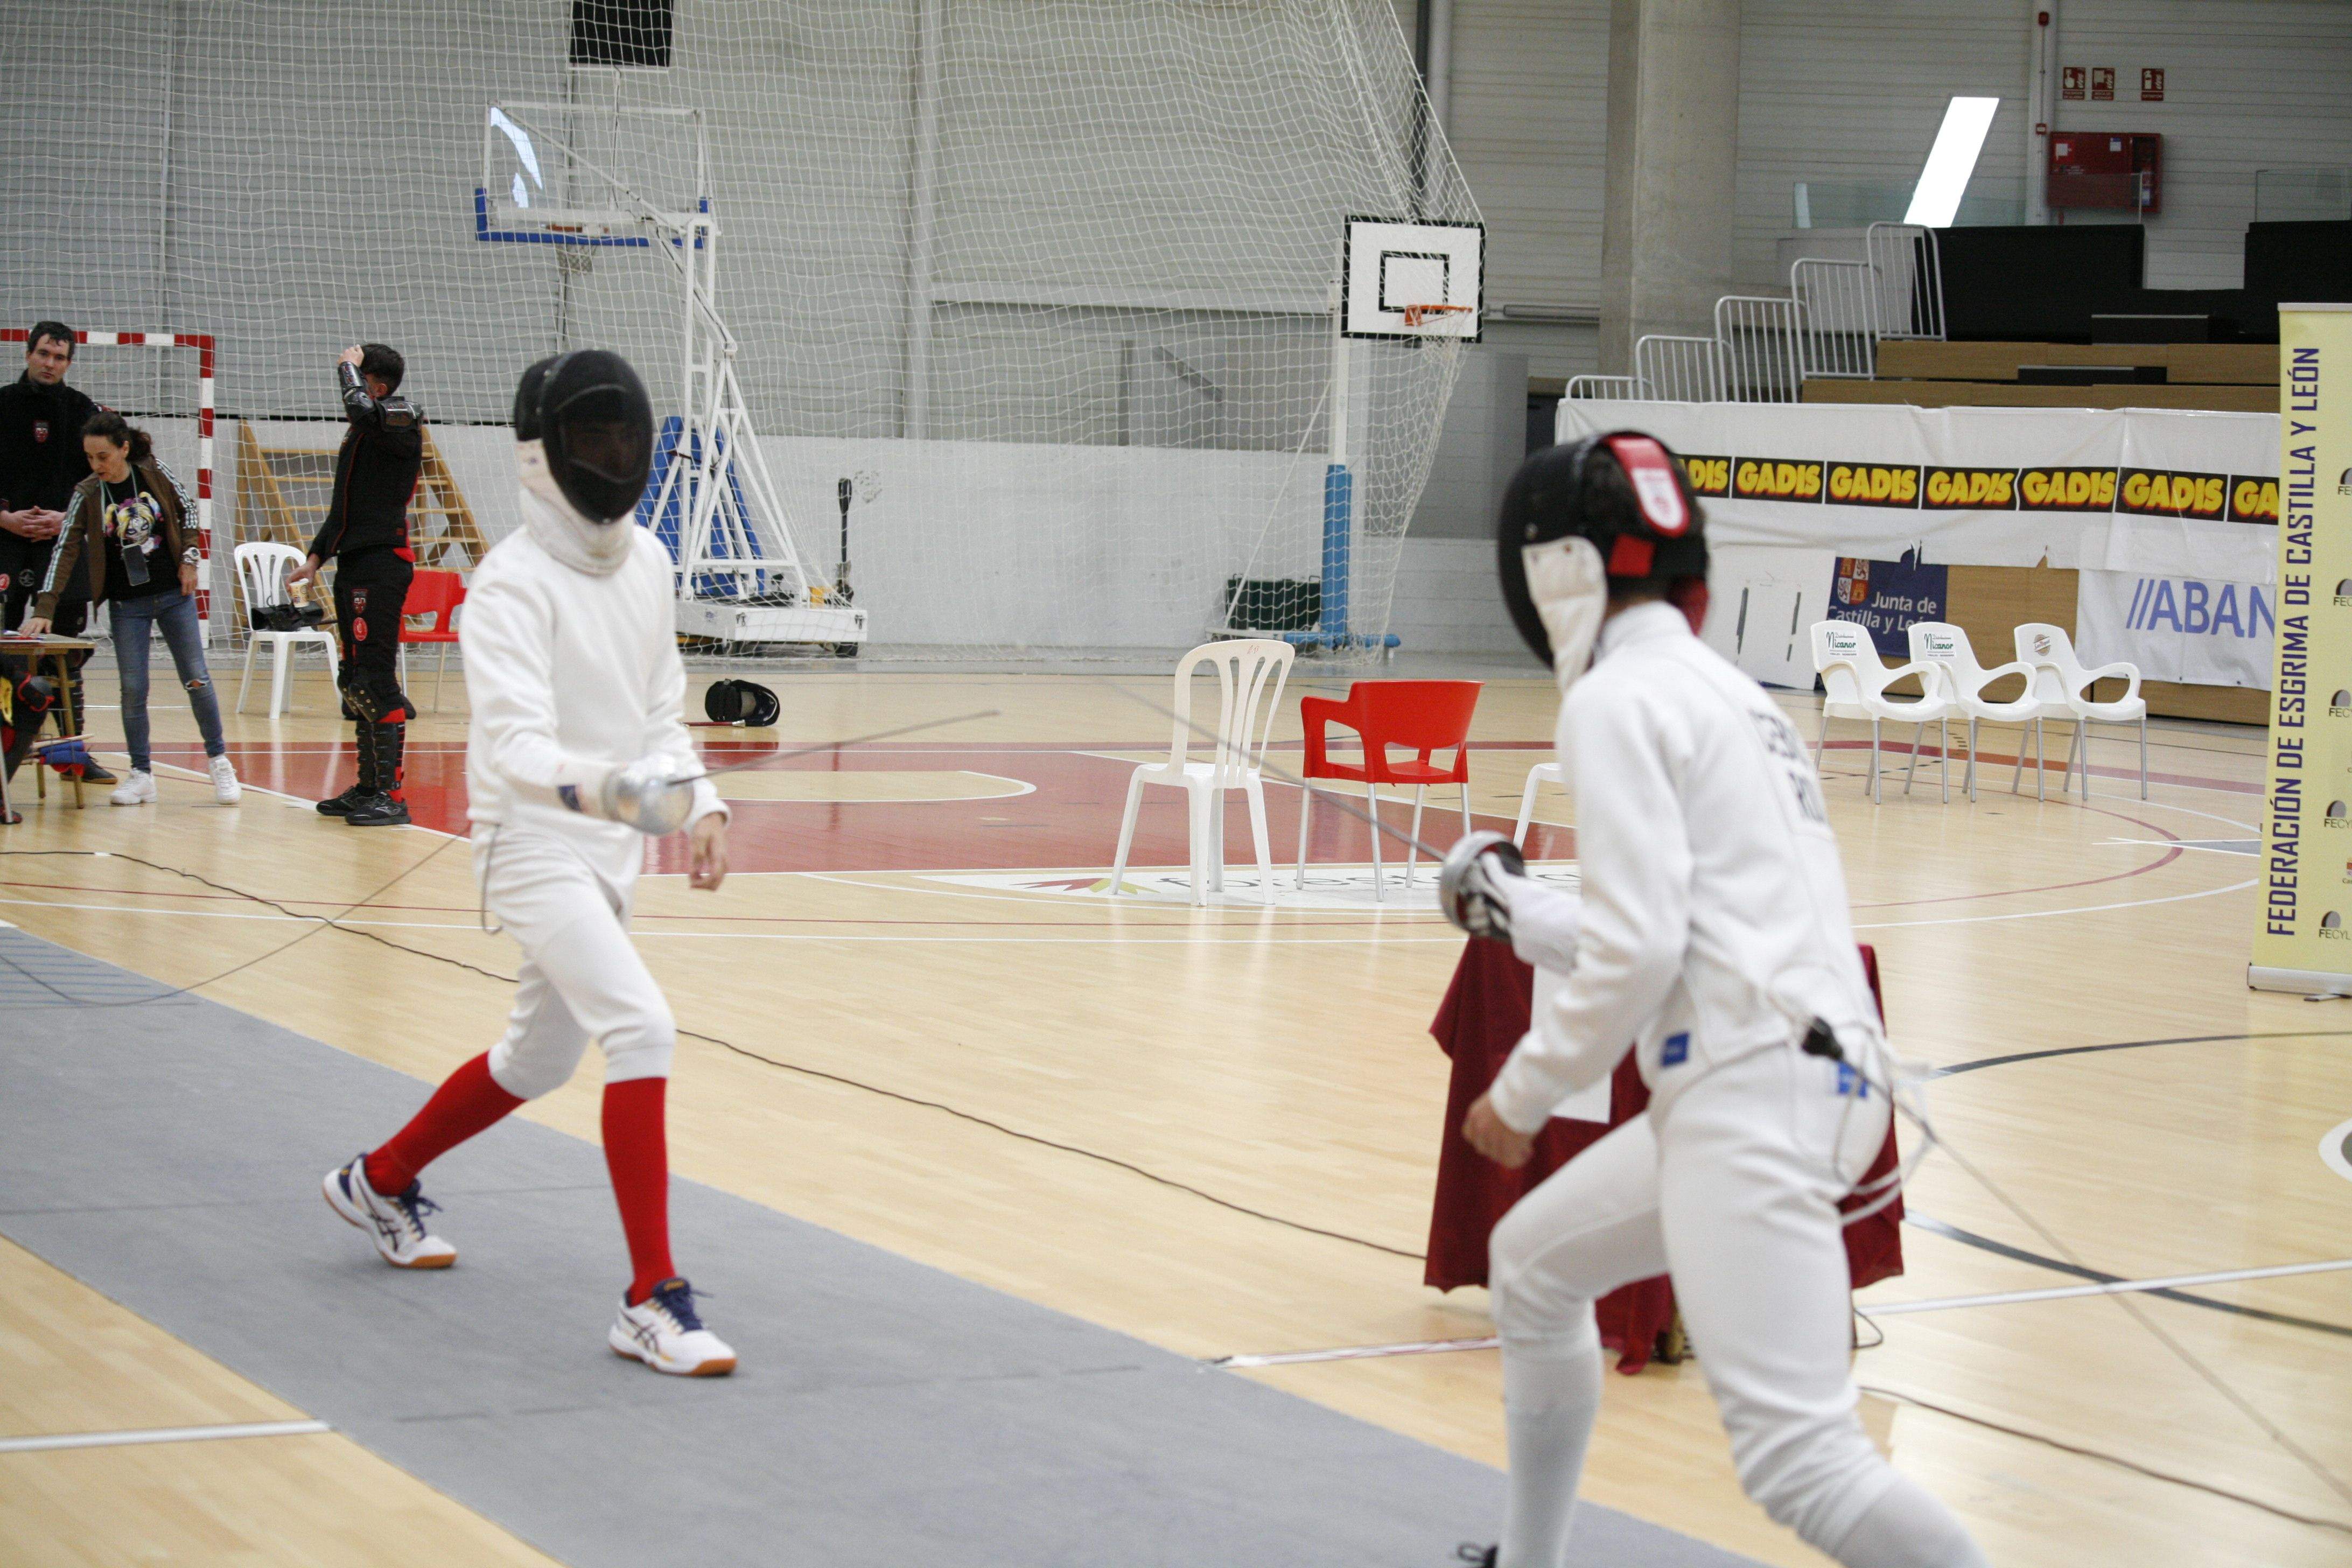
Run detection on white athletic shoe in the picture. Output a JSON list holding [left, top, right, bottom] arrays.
[[610, 1277, 736, 1376], [323, 1154, 457, 1269], [108, 769, 157, 807], [208, 755, 241, 804]]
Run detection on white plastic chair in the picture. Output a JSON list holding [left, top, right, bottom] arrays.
[[1906, 621, 2074, 802], [2015, 622, 2148, 800], [1109, 639, 1295, 905], [1810, 620, 1955, 803], [1511, 761, 1564, 848], [234, 541, 339, 719]]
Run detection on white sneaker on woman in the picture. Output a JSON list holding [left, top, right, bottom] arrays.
[[108, 769, 157, 807], [209, 755, 241, 804]]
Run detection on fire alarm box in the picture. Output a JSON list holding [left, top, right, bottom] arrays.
[[2048, 132, 2162, 214]]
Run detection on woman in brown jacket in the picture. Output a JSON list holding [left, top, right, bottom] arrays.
[[22, 412, 239, 805]]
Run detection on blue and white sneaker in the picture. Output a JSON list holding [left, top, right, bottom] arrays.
[[610, 1277, 736, 1376], [323, 1154, 457, 1269]]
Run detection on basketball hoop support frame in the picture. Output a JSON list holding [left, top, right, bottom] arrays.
[[473, 104, 864, 649]]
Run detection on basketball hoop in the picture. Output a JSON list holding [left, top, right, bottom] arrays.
[[1402, 304, 1471, 328]]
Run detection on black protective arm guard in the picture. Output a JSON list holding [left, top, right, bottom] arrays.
[[338, 363, 417, 432]]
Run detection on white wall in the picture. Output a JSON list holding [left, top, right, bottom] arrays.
[[2052, 0, 2352, 288]]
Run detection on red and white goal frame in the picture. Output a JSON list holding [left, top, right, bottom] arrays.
[[2, 328, 216, 638]]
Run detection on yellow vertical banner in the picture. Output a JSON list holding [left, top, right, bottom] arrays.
[[2252, 305, 2352, 992]]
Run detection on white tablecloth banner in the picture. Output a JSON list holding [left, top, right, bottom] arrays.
[[1556, 400, 2279, 582]]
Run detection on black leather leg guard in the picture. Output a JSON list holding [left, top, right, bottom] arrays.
[[374, 722, 406, 804], [345, 723, 411, 827], [355, 720, 381, 793]]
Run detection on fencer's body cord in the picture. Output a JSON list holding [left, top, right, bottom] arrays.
[[1112, 677, 2352, 1528]]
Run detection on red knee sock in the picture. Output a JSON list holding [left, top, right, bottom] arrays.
[[602, 1077, 675, 1306], [365, 1053, 524, 1196]]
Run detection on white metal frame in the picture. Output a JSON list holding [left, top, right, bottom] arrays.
[[1789, 257, 1879, 381], [1714, 296, 1808, 403], [1865, 221, 1945, 341], [1564, 374, 1649, 400], [1633, 334, 1724, 402], [477, 103, 862, 650]]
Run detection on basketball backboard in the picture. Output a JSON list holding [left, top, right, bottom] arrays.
[[1342, 216, 1485, 340]]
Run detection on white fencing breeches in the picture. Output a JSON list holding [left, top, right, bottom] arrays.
[[1488, 1044, 1982, 1567], [475, 830, 676, 1100]]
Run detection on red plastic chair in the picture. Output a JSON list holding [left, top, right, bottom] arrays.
[[1295, 679, 1482, 900], [400, 569, 466, 712]]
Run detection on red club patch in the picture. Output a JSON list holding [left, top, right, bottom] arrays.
[[352, 617, 367, 641], [30, 421, 48, 444]]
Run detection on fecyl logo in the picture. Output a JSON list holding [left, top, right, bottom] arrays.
[[2337, 577, 2352, 608], [2333, 689, 2352, 718], [2330, 800, 2351, 828], [2323, 911, 2348, 940]]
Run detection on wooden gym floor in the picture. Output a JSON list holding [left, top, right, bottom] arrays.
[[2, 657, 2348, 1567]]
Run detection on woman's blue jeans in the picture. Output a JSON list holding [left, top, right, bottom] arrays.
[[111, 590, 226, 773]]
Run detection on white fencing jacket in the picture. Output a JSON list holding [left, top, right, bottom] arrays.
[[1487, 601, 1882, 1132], [461, 502, 724, 886]]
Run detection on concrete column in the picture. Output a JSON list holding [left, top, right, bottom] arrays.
[[1596, 0, 1743, 374]]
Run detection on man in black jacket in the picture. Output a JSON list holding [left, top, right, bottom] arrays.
[[288, 343, 422, 827], [0, 321, 114, 779]]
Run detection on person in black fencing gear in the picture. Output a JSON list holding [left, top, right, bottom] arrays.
[[1450, 432, 1987, 1568], [290, 344, 422, 826]]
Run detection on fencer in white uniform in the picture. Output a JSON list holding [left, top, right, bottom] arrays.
[[324, 351, 737, 1376], [1442, 432, 1985, 1568]]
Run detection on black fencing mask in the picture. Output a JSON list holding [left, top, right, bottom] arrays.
[[1497, 430, 1707, 684], [535, 349, 653, 522], [704, 677, 780, 727]]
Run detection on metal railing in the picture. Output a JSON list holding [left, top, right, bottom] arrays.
[[1788, 257, 1877, 380], [1633, 334, 1724, 402], [1563, 374, 1651, 400], [1582, 228, 1942, 404], [1865, 221, 1944, 341], [1714, 296, 1807, 403]]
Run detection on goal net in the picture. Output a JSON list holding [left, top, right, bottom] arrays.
[[0, 1, 1478, 663]]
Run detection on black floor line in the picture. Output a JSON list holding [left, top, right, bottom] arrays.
[[1903, 1212, 2352, 1340]]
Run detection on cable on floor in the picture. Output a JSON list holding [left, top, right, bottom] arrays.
[[1855, 1382, 2352, 1538], [0, 848, 1427, 1264]]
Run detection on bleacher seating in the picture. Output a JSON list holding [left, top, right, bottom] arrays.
[[1805, 339, 2277, 414]]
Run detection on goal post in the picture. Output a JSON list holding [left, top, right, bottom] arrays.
[[0, 329, 217, 642]]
